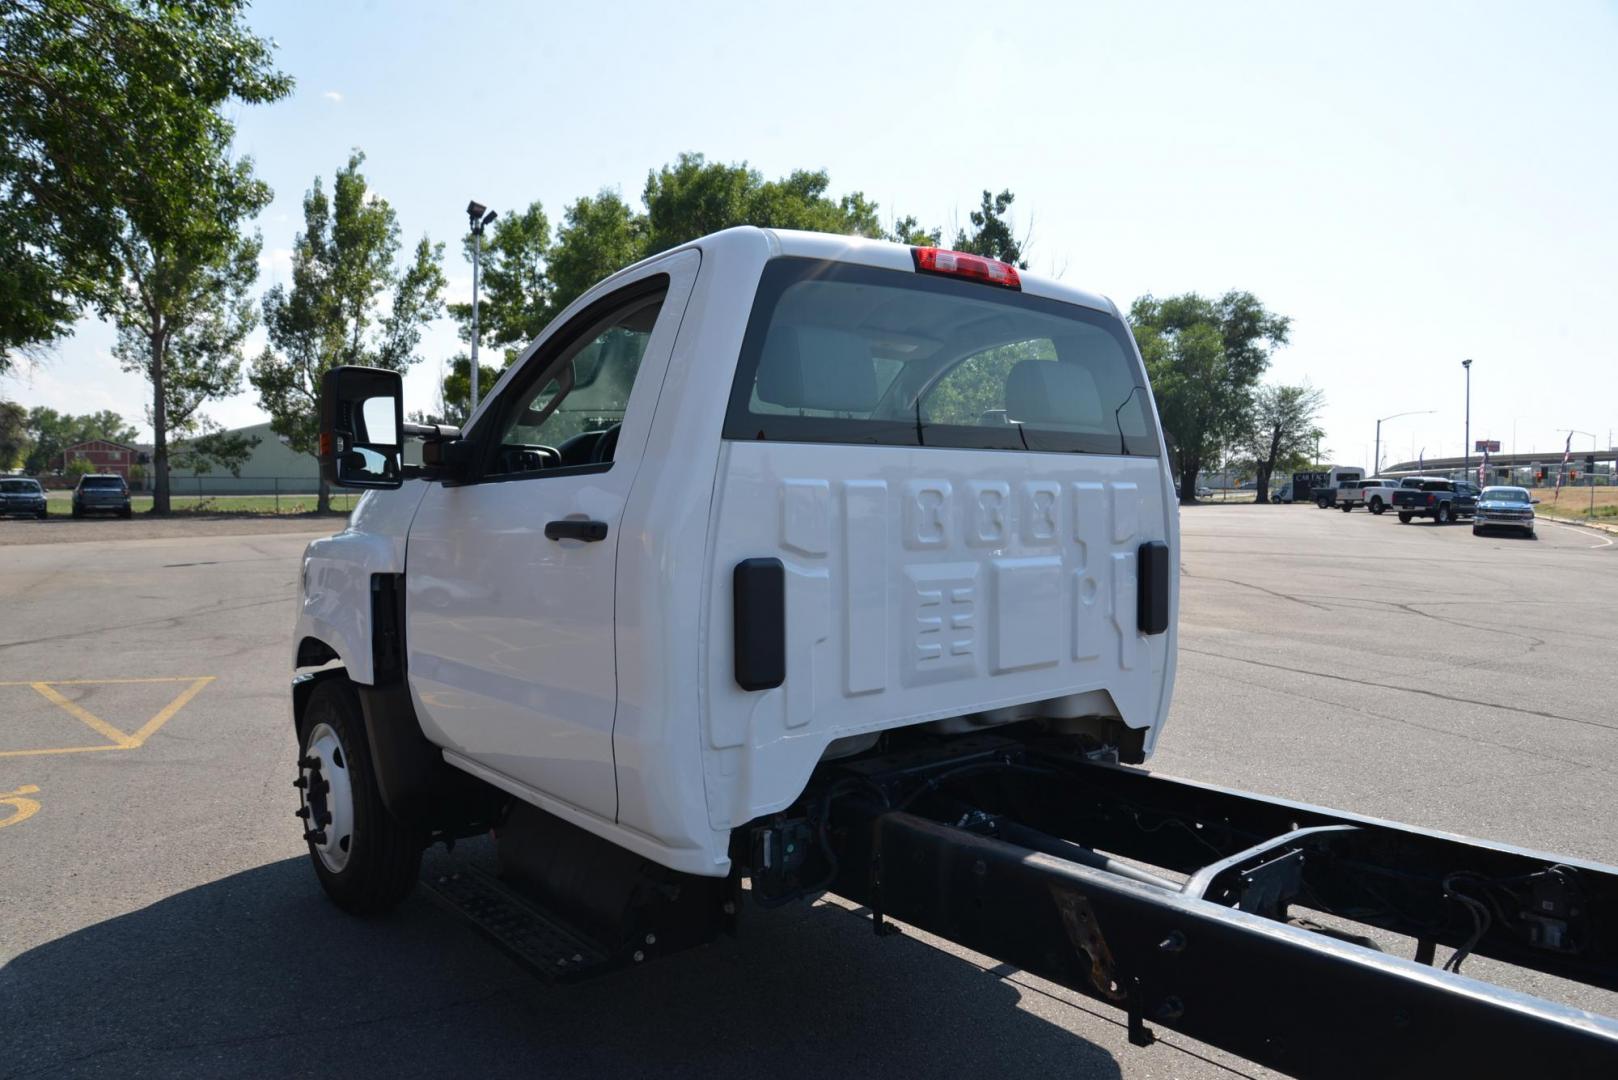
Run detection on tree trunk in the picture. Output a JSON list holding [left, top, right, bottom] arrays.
[[317, 474, 331, 514], [1178, 456, 1201, 505], [1254, 462, 1273, 504], [150, 329, 170, 515]]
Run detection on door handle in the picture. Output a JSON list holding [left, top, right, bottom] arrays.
[[544, 519, 609, 542]]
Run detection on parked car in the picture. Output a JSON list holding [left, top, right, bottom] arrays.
[[1274, 482, 1293, 503], [1337, 477, 1401, 514], [1196, 484, 1212, 498], [72, 473, 132, 518], [0, 476, 48, 519], [1473, 485, 1537, 538], [1392, 477, 1480, 524]]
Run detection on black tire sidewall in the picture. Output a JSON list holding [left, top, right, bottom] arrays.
[[298, 680, 423, 914]]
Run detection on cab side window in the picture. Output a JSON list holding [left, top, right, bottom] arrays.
[[484, 286, 666, 478]]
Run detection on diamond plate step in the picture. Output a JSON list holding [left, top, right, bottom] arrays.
[[421, 865, 614, 982]]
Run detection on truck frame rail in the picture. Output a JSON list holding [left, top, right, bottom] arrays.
[[760, 736, 1618, 1077]]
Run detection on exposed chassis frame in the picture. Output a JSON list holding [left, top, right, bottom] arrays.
[[800, 737, 1618, 1078]]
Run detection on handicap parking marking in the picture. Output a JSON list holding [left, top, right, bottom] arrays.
[[0, 676, 216, 759], [0, 784, 41, 829]]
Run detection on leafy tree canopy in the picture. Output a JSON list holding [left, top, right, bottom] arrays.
[[437, 154, 1018, 410], [0, 0, 291, 368], [19, 405, 138, 475], [251, 151, 446, 510], [1131, 291, 1291, 503]]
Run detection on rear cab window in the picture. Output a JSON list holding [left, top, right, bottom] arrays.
[[82, 476, 125, 489], [722, 258, 1159, 455]]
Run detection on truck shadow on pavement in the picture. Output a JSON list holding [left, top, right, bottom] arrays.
[[4, 855, 1125, 1080]]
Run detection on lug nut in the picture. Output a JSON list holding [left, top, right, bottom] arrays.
[[632, 950, 645, 963], [644, 933, 657, 946]]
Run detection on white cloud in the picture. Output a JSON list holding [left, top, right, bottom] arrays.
[[321, 90, 343, 103]]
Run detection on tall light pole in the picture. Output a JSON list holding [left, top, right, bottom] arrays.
[[1375, 409, 1434, 475], [1461, 358, 1473, 480], [466, 200, 498, 414]]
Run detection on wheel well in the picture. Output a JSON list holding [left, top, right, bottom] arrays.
[[296, 636, 342, 669]]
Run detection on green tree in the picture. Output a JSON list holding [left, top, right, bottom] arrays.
[[170, 426, 260, 477], [64, 454, 95, 481], [105, 153, 270, 513], [1130, 292, 1291, 504], [21, 406, 138, 475], [0, 0, 291, 368], [954, 190, 1027, 267], [1238, 383, 1325, 503], [438, 353, 504, 426], [641, 153, 884, 257], [545, 190, 646, 319], [251, 152, 446, 511], [0, 400, 30, 469], [888, 214, 942, 247], [448, 201, 553, 359]]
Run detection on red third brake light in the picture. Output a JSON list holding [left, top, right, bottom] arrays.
[[912, 247, 1021, 289]]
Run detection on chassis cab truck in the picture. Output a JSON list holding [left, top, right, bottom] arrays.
[[296, 229, 1618, 1077]]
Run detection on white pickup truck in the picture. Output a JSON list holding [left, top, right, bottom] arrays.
[[295, 227, 1618, 1075], [1336, 477, 1401, 514]]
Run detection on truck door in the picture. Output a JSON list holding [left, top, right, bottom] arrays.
[[404, 251, 699, 824]]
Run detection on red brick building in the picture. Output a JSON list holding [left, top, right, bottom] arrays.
[[59, 439, 139, 482]]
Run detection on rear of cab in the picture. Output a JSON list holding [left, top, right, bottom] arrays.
[[668, 230, 1179, 854], [346, 226, 1179, 879]]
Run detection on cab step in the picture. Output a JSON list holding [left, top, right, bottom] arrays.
[[420, 866, 613, 983]]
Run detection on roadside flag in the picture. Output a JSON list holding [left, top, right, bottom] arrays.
[[1417, 448, 1424, 472], [1555, 431, 1573, 502], [1478, 446, 1488, 487]]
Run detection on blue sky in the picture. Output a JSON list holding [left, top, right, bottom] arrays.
[[6, 0, 1616, 468]]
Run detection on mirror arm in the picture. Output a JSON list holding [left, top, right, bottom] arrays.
[[402, 421, 462, 441]]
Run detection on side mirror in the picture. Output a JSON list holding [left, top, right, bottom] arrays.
[[320, 366, 403, 490], [1531, 497, 1542, 505]]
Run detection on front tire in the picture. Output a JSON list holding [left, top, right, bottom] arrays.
[[1398, 512, 1412, 523], [1435, 503, 1452, 525], [1370, 499, 1385, 515], [1341, 503, 1352, 513], [296, 680, 423, 914]]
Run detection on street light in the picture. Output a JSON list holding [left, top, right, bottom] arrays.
[[466, 200, 498, 413], [1461, 359, 1473, 479], [1374, 409, 1434, 475]]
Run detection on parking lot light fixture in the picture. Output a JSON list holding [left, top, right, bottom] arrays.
[[467, 201, 498, 413]]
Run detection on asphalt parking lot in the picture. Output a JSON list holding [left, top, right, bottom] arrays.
[[3, 506, 1616, 1078]]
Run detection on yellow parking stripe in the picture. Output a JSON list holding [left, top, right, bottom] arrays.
[[30, 682, 134, 748], [0, 744, 123, 760], [0, 677, 214, 686], [125, 677, 214, 747], [1, 676, 216, 758]]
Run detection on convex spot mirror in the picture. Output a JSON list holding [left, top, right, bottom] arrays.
[[320, 366, 403, 489]]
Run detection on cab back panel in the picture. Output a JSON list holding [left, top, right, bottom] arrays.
[[701, 440, 1174, 831]]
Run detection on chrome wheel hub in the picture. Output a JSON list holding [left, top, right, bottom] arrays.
[[299, 722, 355, 873]]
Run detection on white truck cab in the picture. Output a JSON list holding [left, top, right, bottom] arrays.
[[295, 227, 1176, 900], [289, 229, 1618, 1072]]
